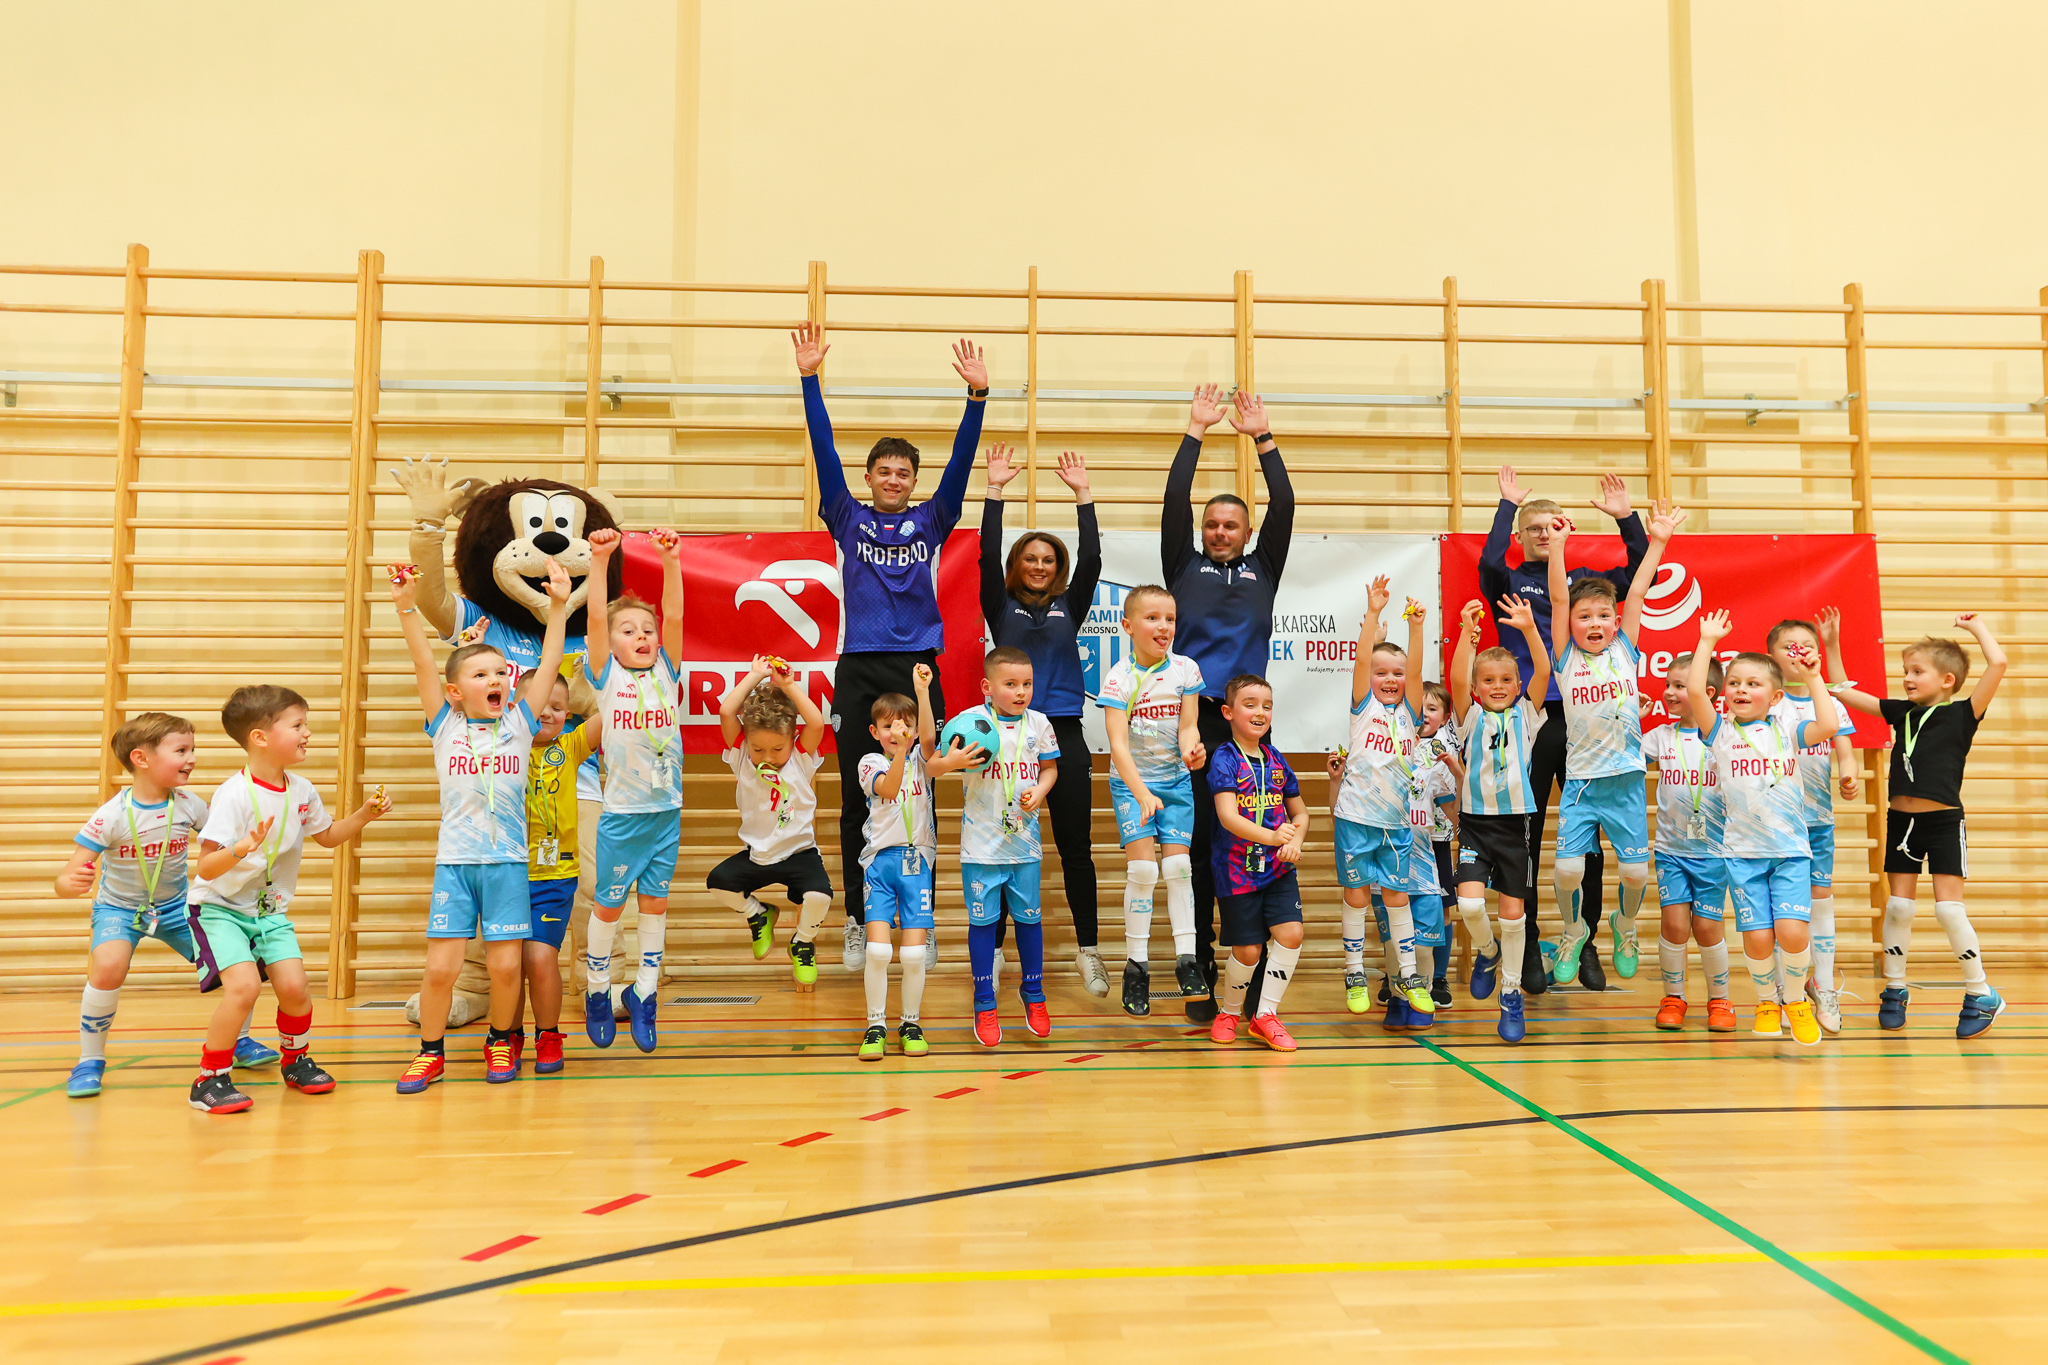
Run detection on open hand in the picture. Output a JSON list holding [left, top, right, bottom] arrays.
[[1697, 608, 1732, 646], [1228, 391, 1270, 437], [1497, 464, 1530, 506], [1366, 574, 1392, 619], [951, 338, 988, 392], [239, 817, 276, 858], [1647, 498, 1687, 543], [389, 454, 487, 525], [1054, 449, 1089, 493], [1815, 605, 1842, 645], [1188, 383, 1228, 433], [1592, 473, 1633, 521], [791, 320, 829, 376], [456, 615, 491, 646], [544, 557, 571, 604], [986, 442, 1020, 490], [1500, 593, 1536, 633]]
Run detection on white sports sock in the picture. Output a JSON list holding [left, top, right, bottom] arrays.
[[1773, 945, 1788, 1004], [238, 1009, 255, 1042], [795, 892, 830, 944], [79, 985, 118, 1061], [1341, 906, 1368, 970], [899, 943, 927, 1023], [1257, 942, 1301, 1017], [1123, 860, 1159, 965], [1700, 940, 1731, 1000], [1883, 896, 1915, 985], [585, 914, 621, 991], [1744, 951, 1778, 1005], [1220, 956, 1256, 1017], [1384, 897, 1417, 975], [1554, 856, 1587, 935], [1780, 944, 1812, 1001], [1457, 897, 1495, 954], [1499, 916, 1527, 992], [1809, 895, 1837, 990], [863, 941, 893, 1025], [1934, 900, 1988, 990], [1417, 945, 1436, 981], [1616, 865, 1648, 942], [634, 912, 667, 997], [709, 888, 754, 922], [1658, 937, 1687, 997], [1161, 853, 1196, 956]]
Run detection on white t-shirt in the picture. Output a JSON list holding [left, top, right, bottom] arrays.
[[428, 701, 535, 865], [725, 745, 823, 865], [586, 652, 684, 813], [1709, 713, 1812, 859], [1556, 631, 1645, 780], [857, 748, 938, 869], [958, 706, 1061, 865], [1097, 652, 1203, 785], [1642, 724, 1722, 858], [190, 771, 334, 915], [1459, 699, 1542, 817], [1333, 694, 1421, 830], [76, 789, 210, 910], [1773, 690, 1853, 829]]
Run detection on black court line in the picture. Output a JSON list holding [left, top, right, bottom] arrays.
[[131, 1101, 2048, 1365]]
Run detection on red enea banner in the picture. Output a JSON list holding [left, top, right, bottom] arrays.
[[620, 529, 985, 753], [1439, 533, 1888, 745]]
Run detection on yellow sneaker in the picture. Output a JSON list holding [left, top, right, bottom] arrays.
[[1784, 1000, 1821, 1046], [1752, 1001, 1782, 1037]]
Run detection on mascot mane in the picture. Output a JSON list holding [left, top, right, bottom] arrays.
[[452, 477, 622, 639]]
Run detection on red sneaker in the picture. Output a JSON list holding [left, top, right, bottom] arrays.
[[1209, 1012, 1239, 1045], [534, 1029, 566, 1075], [1706, 998, 1738, 1033], [484, 1040, 518, 1084], [973, 1008, 1002, 1048], [1247, 1014, 1298, 1052], [509, 1031, 526, 1070], [1023, 1000, 1051, 1039], [396, 1052, 445, 1094], [1655, 996, 1688, 1031]]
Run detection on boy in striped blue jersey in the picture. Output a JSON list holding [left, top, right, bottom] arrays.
[[1643, 651, 1735, 1034], [1448, 596, 1550, 1043]]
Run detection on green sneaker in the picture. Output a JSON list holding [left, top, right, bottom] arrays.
[[858, 1023, 887, 1062], [748, 907, 779, 960], [1610, 919, 1640, 979], [1551, 929, 1587, 986], [1344, 969, 1370, 1015], [1398, 972, 1435, 1014], [788, 935, 818, 990], [899, 1021, 928, 1057]]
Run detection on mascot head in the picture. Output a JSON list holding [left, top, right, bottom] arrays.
[[452, 479, 623, 637]]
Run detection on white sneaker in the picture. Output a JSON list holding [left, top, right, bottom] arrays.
[[1815, 986, 1843, 1034], [926, 928, 939, 971], [1077, 946, 1109, 997], [843, 918, 866, 972]]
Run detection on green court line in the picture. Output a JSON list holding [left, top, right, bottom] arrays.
[[1415, 1036, 1968, 1365]]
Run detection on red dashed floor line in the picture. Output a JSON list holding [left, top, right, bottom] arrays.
[[861, 1107, 908, 1121], [462, 1235, 537, 1262], [342, 1287, 407, 1306], [584, 1193, 649, 1215], [1002, 1070, 1040, 1080], [936, 1087, 978, 1099], [690, 1159, 747, 1178], [1066, 1054, 1102, 1063], [781, 1130, 832, 1147]]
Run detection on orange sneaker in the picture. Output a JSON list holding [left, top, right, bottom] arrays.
[[1247, 1014, 1298, 1052], [1655, 996, 1688, 1031], [1210, 1012, 1239, 1044], [1706, 998, 1737, 1033], [972, 1008, 1001, 1048]]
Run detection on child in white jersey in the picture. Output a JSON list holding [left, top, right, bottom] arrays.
[[1416, 681, 1463, 1007], [1766, 619, 1859, 1034], [1330, 576, 1436, 1023], [1644, 651, 1735, 1034], [710, 656, 832, 989], [1099, 583, 1206, 1018], [1447, 596, 1550, 1043], [581, 525, 684, 1054], [1682, 611, 1839, 1045], [948, 646, 1061, 1049], [392, 559, 569, 1093], [1544, 499, 1684, 986]]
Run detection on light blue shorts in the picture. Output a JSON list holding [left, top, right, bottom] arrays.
[[1335, 818, 1426, 893], [962, 860, 1043, 927], [1655, 854, 1728, 921], [1557, 772, 1651, 864], [430, 863, 533, 940], [864, 848, 935, 931], [1806, 823, 1835, 889], [89, 899, 197, 959], [1109, 770, 1195, 848], [1726, 856, 1813, 933], [1371, 889, 1446, 949], [594, 808, 681, 908]]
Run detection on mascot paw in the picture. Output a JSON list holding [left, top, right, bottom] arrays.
[[391, 454, 488, 526]]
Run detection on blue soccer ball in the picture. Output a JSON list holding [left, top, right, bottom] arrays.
[[937, 709, 998, 772]]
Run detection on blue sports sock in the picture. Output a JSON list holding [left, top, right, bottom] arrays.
[[969, 922, 1000, 1011], [1014, 917, 1046, 1004]]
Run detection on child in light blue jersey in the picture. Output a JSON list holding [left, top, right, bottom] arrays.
[[1644, 651, 1734, 1035], [948, 647, 1060, 1050], [1448, 596, 1550, 1043], [393, 558, 570, 1093], [1766, 618, 1859, 1034], [582, 525, 685, 1054], [1544, 499, 1684, 986], [1684, 610, 1839, 1046]]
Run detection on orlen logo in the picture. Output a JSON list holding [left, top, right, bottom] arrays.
[[1078, 580, 1131, 701], [1639, 562, 1702, 633], [734, 559, 842, 650]]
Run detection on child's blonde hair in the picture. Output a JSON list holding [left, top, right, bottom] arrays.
[[738, 680, 799, 736], [1903, 637, 1971, 688], [1517, 498, 1563, 530]]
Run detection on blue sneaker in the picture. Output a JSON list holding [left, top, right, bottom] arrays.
[[622, 984, 658, 1054], [1878, 986, 1909, 1031], [67, 1058, 106, 1097], [233, 1035, 280, 1068], [1405, 998, 1436, 1032], [1469, 947, 1500, 1001], [1957, 988, 2005, 1039], [1382, 998, 1411, 1033], [1498, 991, 1526, 1043], [584, 990, 617, 1048]]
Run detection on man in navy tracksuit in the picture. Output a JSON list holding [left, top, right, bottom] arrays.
[[793, 322, 988, 969], [1161, 384, 1294, 1023], [1478, 466, 1648, 996]]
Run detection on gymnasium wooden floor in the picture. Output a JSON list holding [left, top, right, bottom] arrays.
[[4, 958, 2044, 1365]]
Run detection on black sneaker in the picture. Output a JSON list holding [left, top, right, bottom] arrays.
[[1121, 960, 1151, 1018], [1174, 953, 1207, 997], [1431, 977, 1452, 1008], [1578, 941, 1607, 993], [1376, 977, 1391, 1005], [1183, 960, 1218, 1025], [281, 1055, 336, 1094], [188, 1072, 253, 1114], [1522, 934, 1549, 996]]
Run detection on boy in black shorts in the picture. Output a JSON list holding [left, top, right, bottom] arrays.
[[1818, 608, 2007, 1037]]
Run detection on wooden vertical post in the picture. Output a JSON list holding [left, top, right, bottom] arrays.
[[1233, 269, 1255, 509], [1442, 276, 1462, 531], [1025, 265, 1039, 524], [328, 248, 384, 1000], [1642, 279, 1672, 502], [583, 255, 604, 486], [1843, 281, 1885, 964], [804, 260, 827, 530], [96, 244, 149, 799]]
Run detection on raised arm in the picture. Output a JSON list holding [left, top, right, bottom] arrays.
[[1449, 599, 1485, 718], [1781, 641, 1840, 746], [783, 661, 828, 754], [930, 339, 990, 522], [391, 564, 445, 720], [1814, 606, 1885, 718], [979, 444, 1016, 631], [1478, 466, 1526, 607], [1547, 516, 1573, 659], [719, 655, 774, 747], [1162, 384, 1227, 581], [653, 527, 685, 661], [913, 663, 939, 760], [1502, 594, 1551, 704], [1403, 598, 1428, 712], [1230, 393, 1293, 583], [517, 559, 573, 714], [1621, 500, 1685, 642], [1059, 452, 1102, 609], [1592, 472, 1651, 596], [1353, 574, 1392, 707], [792, 322, 851, 517], [388, 455, 486, 639], [1686, 610, 1731, 733], [1959, 613, 2007, 718], [583, 528, 617, 677]]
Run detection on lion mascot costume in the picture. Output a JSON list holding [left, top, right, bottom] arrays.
[[390, 457, 642, 1027]]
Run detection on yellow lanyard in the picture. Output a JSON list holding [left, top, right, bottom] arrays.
[[1236, 740, 1271, 826], [240, 772, 287, 903], [124, 794, 174, 926], [1376, 706, 1416, 784], [756, 761, 796, 828], [1677, 728, 1712, 815], [1128, 654, 1171, 715], [1900, 703, 1936, 781]]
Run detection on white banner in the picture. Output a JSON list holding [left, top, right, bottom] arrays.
[[998, 527, 1441, 753]]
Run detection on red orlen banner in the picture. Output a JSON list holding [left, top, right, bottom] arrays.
[[1439, 532, 1889, 745], [620, 529, 985, 753]]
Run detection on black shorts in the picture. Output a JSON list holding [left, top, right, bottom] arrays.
[[706, 847, 834, 904], [1884, 808, 1967, 880], [1219, 868, 1304, 947], [1455, 813, 1534, 902]]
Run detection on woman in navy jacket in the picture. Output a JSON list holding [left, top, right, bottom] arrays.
[[980, 445, 1106, 995]]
